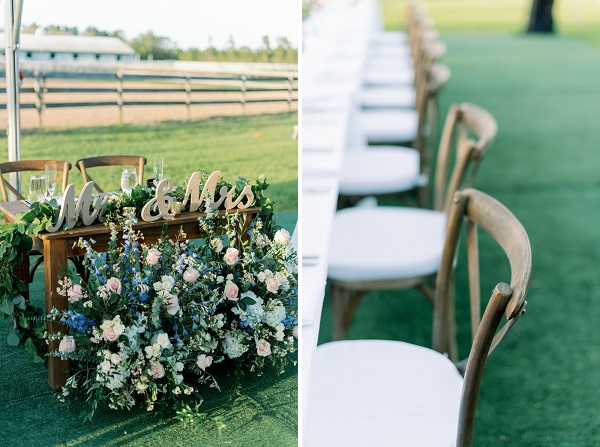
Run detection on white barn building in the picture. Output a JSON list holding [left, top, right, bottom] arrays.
[[0, 30, 136, 64]]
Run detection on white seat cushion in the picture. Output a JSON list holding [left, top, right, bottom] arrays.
[[360, 85, 416, 108], [363, 66, 414, 86], [306, 340, 463, 447], [360, 109, 418, 144], [339, 147, 421, 195], [371, 31, 409, 45], [328, 206, 445, 282]]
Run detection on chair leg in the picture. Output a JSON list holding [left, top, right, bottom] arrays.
[[331, 282, 350, 340], [416, 185, 430, 209], [344, 290, 366, 329], [416, 282, 435, 306], [446, 272, 459, 362]]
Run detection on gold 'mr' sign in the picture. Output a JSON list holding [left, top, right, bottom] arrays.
[[45, 170, 255, 232]]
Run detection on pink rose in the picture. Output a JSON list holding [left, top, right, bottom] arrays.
[[103, 327, 119, 342], [223, 247, 239, 265], [58, 336, 76, 354], [266, 277, 280, 294], [106, 277, 122, 294], [183, 268, 200, 284], [196, 354, 213, 371], [256, 339, 271, 357], [224, 280, 239, 301], [146, 248, 162, 265], [148, 361, 165, 379], [165, 295, 180, 315], [68, 284, 84, 302]]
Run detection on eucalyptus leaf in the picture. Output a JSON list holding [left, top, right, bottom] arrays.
[[0, 299, 14, 315], [12, 294, 26, 310], [7, 332, 21, 346]]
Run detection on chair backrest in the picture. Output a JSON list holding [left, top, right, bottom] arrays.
[[76, 155, 146, 193], [433, 188, 532, 446], [413, 62, 451, 182], [0, 159, 71, 201], [431, 103, 497, 213]]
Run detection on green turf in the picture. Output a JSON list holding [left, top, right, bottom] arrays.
[[317, 30, 600, 446], [2, 112, 298, 213], [0, 113, 298, 446], [381, 0, 600, 47]]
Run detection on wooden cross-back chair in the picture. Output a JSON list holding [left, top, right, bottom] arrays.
[[307, 188, 532, 447], [0, 159, 71, 201], [0, 159, 72, 297], [76, 155, 146, 193], [329, 103, 497, 340]]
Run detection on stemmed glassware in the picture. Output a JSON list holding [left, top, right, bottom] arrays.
[[45, 163, 58, 200], [153, 156, 164, 185], [29, 174, 47, 203], [121, 168, 138, 195]]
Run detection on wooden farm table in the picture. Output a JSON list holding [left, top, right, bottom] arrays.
[[0, 200, 259, 390]]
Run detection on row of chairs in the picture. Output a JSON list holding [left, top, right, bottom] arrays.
[[0, 155, 147, 201], [306, 2, 532, 446]]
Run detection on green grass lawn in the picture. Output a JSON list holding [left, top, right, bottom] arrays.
[[381, 0, 600, 46], [316, 2, 600, 445], [0, 112, 298, 446], [3, 112, 298, 213]]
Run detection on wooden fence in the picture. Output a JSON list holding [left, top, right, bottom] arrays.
[[0, 69, 298, 127]]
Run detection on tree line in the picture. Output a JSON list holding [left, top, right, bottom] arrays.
[[21, 24, 298, 64]]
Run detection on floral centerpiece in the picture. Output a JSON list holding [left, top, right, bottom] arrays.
[[0, 173, 297, 419]]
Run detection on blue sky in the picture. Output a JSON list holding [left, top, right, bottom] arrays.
[[7, 0, 298, 49]]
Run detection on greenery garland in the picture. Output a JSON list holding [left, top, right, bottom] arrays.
[[0, 173, 278, 362]]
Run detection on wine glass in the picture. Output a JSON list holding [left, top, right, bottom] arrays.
[[153, 156, 164, 185], [29, 174, 47, 203], [121, 168, 138, 195], [45, 163, 58, 199]]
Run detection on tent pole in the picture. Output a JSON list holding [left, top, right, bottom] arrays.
[[5, 0, 22, 197]]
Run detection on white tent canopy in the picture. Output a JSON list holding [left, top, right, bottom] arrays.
[[4, 0, 24, 194]]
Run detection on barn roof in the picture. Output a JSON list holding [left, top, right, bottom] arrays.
[[0, 33, 135, 55]]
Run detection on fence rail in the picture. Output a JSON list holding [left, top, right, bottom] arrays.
[[0, 68, 298, 127]]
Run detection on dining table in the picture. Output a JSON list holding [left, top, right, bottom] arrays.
[[301, 0, 386, 442], [0, 200, 259, 390]]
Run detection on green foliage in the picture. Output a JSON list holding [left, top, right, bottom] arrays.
[[129, 31, 180, 60]]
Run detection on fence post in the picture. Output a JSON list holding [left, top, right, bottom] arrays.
[[33, 71, 45, 128], [241, 75, 247, 115], [185, 75, 192, 122], [117, 71, 124, 124], [287, 76, 294, 112]]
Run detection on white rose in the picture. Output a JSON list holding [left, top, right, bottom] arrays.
[[100, 360, 111, 372], [196, 354, 213, 371], [110, 353, 121, 364], [293, 325, 299, 339], [274, 229, 291, 244], [58, 336, 76, 354], [256, 339, 271, 357], [257, 272, 266, 282], [156, 333, 171, 349]]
